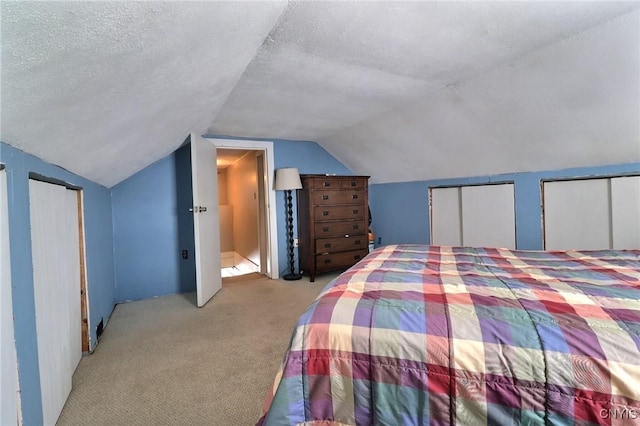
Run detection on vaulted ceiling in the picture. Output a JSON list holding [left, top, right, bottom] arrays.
[[1, 1, 639, 187]]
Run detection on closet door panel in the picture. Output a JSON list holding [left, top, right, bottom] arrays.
[[461, 184, 515, 249], [29, 180, 80, 426], [63, 189, 82, 373], [611, 176, 640, 249], [430, 187, 461, 246], [1, 170, 19, 425], [544, 179, 610, 250]]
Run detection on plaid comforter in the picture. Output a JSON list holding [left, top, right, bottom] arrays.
[[258, 244, 640, 425]]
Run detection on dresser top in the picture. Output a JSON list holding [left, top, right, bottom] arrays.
[[300, 174, 370, 179]]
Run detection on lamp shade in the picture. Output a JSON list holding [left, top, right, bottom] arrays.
[[274, 168, 302, 191]]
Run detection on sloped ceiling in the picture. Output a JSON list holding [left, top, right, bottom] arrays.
[[1, 1, 639, 187]]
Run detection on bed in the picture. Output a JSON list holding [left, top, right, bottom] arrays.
[[258, 244, 640, 425]]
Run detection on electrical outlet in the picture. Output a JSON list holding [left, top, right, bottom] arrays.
[[294, 238, 299, 247]]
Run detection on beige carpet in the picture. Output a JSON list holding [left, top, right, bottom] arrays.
[[57, 273, 338, 426]]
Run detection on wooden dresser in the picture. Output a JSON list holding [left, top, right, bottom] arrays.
[[297, 175, 370, 282]]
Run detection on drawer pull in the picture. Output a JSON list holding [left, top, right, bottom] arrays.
[[352, 209, 358, 214], [324, 243, 332, 248], [322, 195, 329, 200], [322, 211, 329, 216], [352, 194, 358, 199], [350, 181, 357, 187], [323, 227, 329, 232], [345, 234, 350, 238], [324, 259, 332, 264]]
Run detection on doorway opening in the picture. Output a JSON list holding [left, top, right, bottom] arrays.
[[209, 139, 278, 283], [217, 149, 261, 279]]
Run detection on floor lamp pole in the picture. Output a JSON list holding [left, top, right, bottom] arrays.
[[283, 189, 302, 280]]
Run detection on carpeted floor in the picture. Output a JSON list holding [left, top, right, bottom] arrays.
[[57, 273, 338, 426]]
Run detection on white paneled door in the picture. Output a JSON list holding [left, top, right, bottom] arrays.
[[544, 176, 640, 250], [29, 179, 82, 426], [544, 179, 610, 250], [430, 183, 516, 249], [1, 169, 20, 425], [611, 176, 640, 249], [461, 184, 516, 249], [430, 187, 462, 246], [190, 133, 222, 307]]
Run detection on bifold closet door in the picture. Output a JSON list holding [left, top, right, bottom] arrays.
[[430, 187, 462, 246], [461, 184, 515, 249], [29, 179, 81, 426], [611, 176, 640, 249], [544, 179, 611, 250], [431, 184, 516, 249], [1, 169, 20, 425]]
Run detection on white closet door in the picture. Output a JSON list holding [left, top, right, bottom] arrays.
[[461, 184, 516, 249], [430, 187, 462, 246], [63, 190, 82, 372], [29, 180, 81, 426], [1, 169, 20, 425], [611, 176, 640, 249], [544, 179, 610, 250]]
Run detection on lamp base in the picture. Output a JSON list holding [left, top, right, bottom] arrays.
[[282, 273, 302, 281]]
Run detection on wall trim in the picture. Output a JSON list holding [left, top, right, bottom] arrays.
[[428, 180, 515, 189], [28, 172, 82, 191], [540, 171, 640, 183]]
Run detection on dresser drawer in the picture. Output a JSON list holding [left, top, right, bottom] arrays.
[[316, 235, 366, 254], [312, 190, 365, 206], [315, 249, 368, 272], [314, 205, 365, 221], [311, 178, 342, 189], [309, 177, 366, 190], [341, 178, 366, 189], [314, 221, 366, 238]]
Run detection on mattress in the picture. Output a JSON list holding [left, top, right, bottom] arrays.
[[258, 244, 640, 425]]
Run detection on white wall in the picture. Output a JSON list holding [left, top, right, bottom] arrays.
[[227, 152, 260, 266], [217, 168, 234, 252], [217, 168, 229, 205]]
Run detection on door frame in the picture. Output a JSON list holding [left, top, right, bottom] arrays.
[[205, 138, 279, 279], [256, 152, 268, 275], [76, 190, 91, 352]]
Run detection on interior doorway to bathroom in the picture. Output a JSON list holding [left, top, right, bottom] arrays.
[[217, 148, 269, 280]]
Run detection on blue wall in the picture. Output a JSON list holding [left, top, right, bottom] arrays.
[[370, 162, 640, 249], [111, 138, 352, 301], [0, 142, 115, 426], [112, 154, 184, 301]]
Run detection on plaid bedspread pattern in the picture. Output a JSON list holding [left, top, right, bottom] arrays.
[[258, 244, 640, 425]]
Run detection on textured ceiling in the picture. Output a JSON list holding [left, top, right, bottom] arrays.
[[1, 1, 639, 187]]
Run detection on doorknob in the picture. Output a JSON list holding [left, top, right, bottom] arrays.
[[189, 206, 208, 213]]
